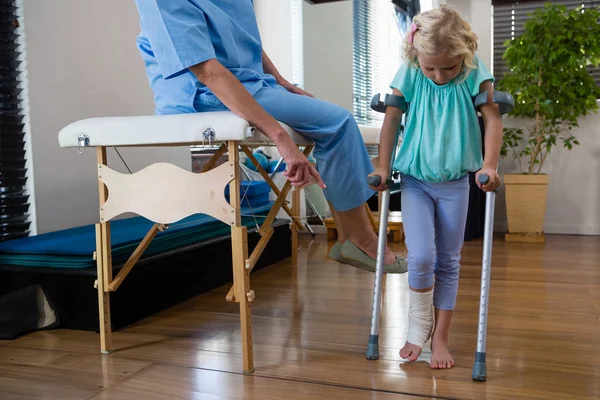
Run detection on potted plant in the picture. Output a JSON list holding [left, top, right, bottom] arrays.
[[496, 3, 600, 242]]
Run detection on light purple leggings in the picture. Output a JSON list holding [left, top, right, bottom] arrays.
[[400, 173, 470, 311]]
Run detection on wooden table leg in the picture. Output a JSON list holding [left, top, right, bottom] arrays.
[[229, 141, 254, 373], [291, 186, 300, 267], [96, 147, 113, 354], [232, 226, 253, 373]]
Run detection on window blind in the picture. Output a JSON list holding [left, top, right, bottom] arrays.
[[493, 0, 599, 86], [291, 0, 304, 88], [352, 0, 402, 127], [353, 1, 376, 126], [0, 0, 31, 241]]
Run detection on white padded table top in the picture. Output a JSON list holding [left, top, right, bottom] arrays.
[[58, 111, 380, 148]]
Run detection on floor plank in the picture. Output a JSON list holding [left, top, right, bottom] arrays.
[[89, 364, 430, 400], [0, 346, 151, 400]]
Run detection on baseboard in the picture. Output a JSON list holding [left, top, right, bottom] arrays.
[[505, 232, 546, 243], [542, 223, 600, 236], [494, 221, 600, 236]]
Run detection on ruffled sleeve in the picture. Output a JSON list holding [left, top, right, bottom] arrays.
[[465, 55, 495, 97], [389, 61, 418, 101]]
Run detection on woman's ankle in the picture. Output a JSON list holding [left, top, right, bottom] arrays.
[[345, 232, 397, 263], [347, 230, 377, 247]]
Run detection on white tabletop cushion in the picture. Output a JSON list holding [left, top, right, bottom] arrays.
[[358, 125, 380, 146], [58, 111, 380, 148]]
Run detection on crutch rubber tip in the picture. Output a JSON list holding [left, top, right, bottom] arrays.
[[472, 352, 487, 382], [472, 361, 487, 382], [366, 335, 379, 360]]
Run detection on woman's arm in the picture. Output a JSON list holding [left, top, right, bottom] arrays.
[[368, 88, 404, 191], [477, 80, 503, 191], [190, 58, 324, 188]]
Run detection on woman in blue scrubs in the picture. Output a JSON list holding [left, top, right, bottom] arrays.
[[134, 0, 405, 272]]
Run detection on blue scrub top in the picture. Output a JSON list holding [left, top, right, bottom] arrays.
[[134, 0, 275, 115]]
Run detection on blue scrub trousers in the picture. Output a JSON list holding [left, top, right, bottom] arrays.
[[400, 173, 470, 311], [194, 84, 375, 212]]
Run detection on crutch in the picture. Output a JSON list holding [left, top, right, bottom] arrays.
[[364, 93, 406, 360], [365, 170, 394, 360], [470, 90, 515, 381], [472, 172, 494, 382]]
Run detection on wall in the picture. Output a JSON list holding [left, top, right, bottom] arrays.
[[496, 113, 600, 235], [254, 0, 295, 81], [23, 0, 191, 234], [447, 0, 492, 68], [302, 1, 354, 112]]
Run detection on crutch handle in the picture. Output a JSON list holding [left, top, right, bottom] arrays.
[[367, 175, 394, 187], [367, 175, 381, 187], [478, 173, 490, 185]]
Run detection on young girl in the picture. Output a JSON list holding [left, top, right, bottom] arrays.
[[368, 5, 503, 369]]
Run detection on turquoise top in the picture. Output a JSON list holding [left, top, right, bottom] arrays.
[[389, 55, 494, 182]]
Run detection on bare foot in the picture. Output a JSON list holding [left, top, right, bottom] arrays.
[[430, 340, 455, 369], [399, 342, 423, 362]]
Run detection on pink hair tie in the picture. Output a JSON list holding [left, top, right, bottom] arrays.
[[408, 22, 418, 44]]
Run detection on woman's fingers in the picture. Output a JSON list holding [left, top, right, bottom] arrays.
[[286, 161, 307, 187], [309, 165, 326, 189]]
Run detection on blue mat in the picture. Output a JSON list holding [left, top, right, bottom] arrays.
[[0, 203, 274, 269]]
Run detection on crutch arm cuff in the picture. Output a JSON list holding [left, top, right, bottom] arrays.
[[473, 90, 515, 115], [370, 93, 409, 113]]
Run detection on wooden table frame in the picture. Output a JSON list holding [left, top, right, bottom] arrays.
[[93, 141, 313, 374]]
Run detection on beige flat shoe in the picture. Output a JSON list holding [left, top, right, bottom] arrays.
[[328, 242, 348, 263], [340, 239, 408, 274]]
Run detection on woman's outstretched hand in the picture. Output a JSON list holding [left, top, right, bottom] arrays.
[[280, 80, 315, 98], [276, 137, 326, 189], [286, 85, 314, 98]]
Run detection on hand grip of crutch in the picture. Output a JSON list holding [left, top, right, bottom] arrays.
[[367, 175, 393, 188], [367, 175, 381, 187], [478, 173, 490, 185]]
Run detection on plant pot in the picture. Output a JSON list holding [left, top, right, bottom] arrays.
[[503, 173, 549, 243]]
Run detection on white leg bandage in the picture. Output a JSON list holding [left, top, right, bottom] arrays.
[[406, 289, 434, 348]]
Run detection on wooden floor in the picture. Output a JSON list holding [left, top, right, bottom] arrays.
[[1, 233, 599, 399]]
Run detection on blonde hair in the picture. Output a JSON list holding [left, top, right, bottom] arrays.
[[404, 5, 478, 75]]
